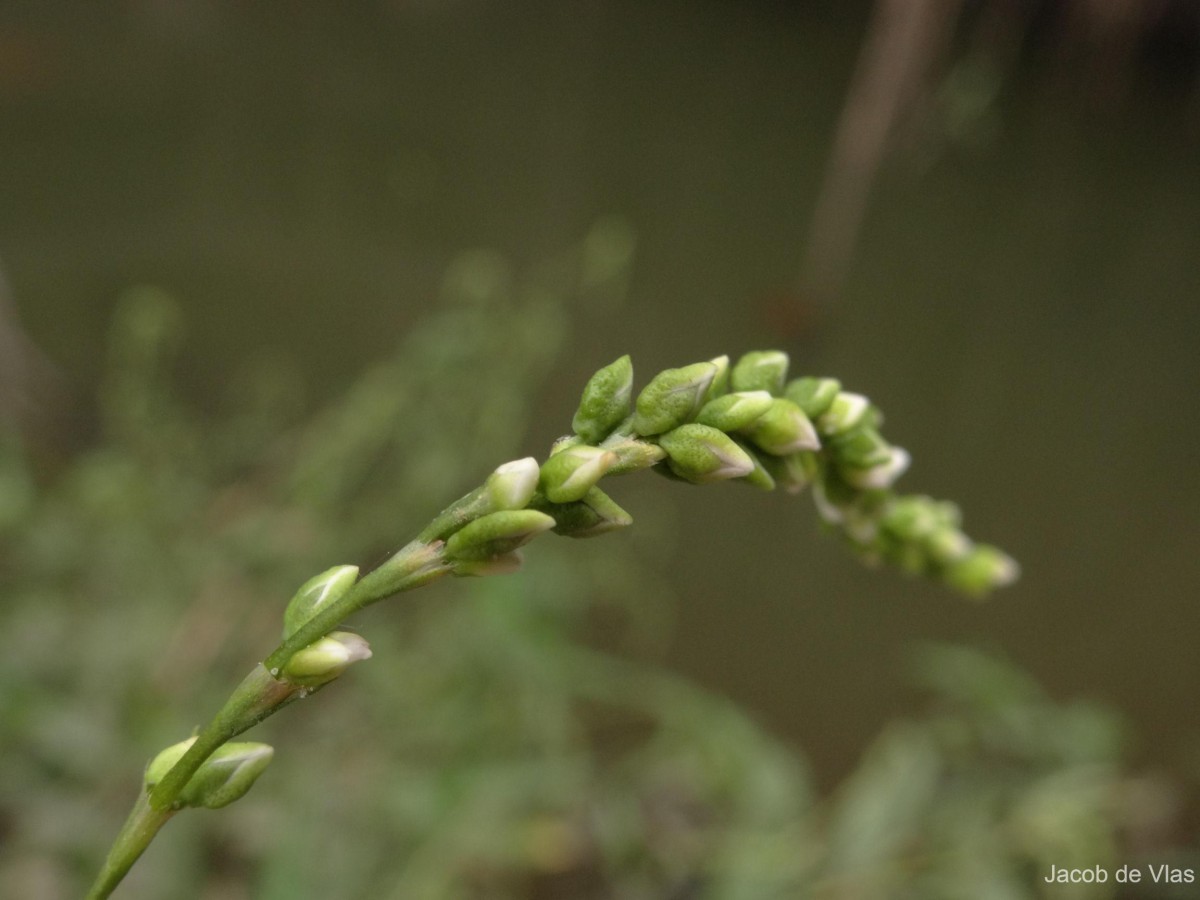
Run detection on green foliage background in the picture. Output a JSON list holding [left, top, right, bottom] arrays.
[[0, 230, 1137, 898]]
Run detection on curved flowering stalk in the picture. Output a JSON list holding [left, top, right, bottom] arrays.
[[86, 351, 1016, 899]]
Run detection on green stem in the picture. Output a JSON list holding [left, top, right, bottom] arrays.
[[85, 792, 175, 900], [149, 665, 300, 812]]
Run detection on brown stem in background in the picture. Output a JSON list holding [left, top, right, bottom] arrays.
[[800, 0, 961, 306]]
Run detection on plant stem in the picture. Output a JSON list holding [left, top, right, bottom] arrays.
[[85, 792, 175, 900], [148, 665, 300, 812]]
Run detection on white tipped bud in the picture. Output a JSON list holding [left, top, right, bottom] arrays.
[[658, 424, 755, 483], [817, 392, 870, 436], [487, 457, 540, 510], [843, 446, 911, 490], [281, 631, 372, 688], [730, 350, 789, 395], [178, 742, 275, 810], [740, 398, 821, 455], [632, 362, 718, 435], [283, 565, 359, 639], [696, 391, 774, 431], [539, 445, 617, 504]]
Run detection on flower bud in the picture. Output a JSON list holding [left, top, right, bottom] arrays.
[[730, 350, 789, 395], [452, 550, 525, 577], [283, 565, 359, 639], [704, 354, 731, 402], [572, 355, 634, 443], [632, 362, 718, 435], [486, 457, 540, 511], [281, 631, 372, 688], [924, 525, 972, 565], [696, 391, 774, 432], [817, 392, 870, 436], [828, 426, 891, 469], [784, 377, 841, 418], [178, 741, 275, 810], [943, 544, 1020, 597], [657, 424, 755, 483], [842, 446, 911, 490], [539, 445, 617, 503], [760, 451, 817, 494], [739, 398, 821, 455], [444, 509, 556, 561], [540, 487, 633, 538], [880, 496, 939, 541], [732, 440, 775, 491], [600, 437, 666, 475], [145, 737, 198, 791]]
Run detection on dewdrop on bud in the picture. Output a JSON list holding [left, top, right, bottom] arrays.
[[730, 350, 789, 395], [784, 377, 841, 418], [658, 424, 755, 484], [943, 544, 1020, 597], [144, 737, 198, 792], [177, 741, 275, 810], [696, 391, 774, 432], [740, 399, 821, 455], [843, 447, 911, 490], [283, 565, 359, 639], [444, 509, 556, 561], [572, 355, 634, 443], [539, 445, 617, 503], [632, 362, 717, 435], [281, 631, 372, 688], [817, 392, 870, 436], [486, 457, 540, 511]]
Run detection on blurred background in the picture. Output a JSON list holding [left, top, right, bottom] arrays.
[[2, 1, 1199, 897]]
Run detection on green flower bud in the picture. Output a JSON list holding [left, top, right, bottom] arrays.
[[572, 355, 634, 443], [842, 446, 911, 490], [817, 391, 870, 436], [444, 509, 556, 561], [178, 741, 274, 810], [704, 354, 731, 402], [539, 445, 617, 503], [600, 436, 667, 475], [739, 398, 821, 455], [730, 350, 789, 395], [281, 631, 372, 688], [784, 377, 841, 418], [827, 426, 891, 468], [696, 391, 774, 431], [877, 532, 929, 575], [943, 544, 1020, 597], [658, 424, 755, 483], [731, 439, 775, 491], [283, 565, 359, 639], [452, 550, 525, 577], [760, 451, 817, 494], [486, 457, 540, 510], [145, 737, 198, 791], [540, 487, 633, 538], [632, 362, 718, 435], [881, 496, 939, 541], [925, 525, 972, 565]]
